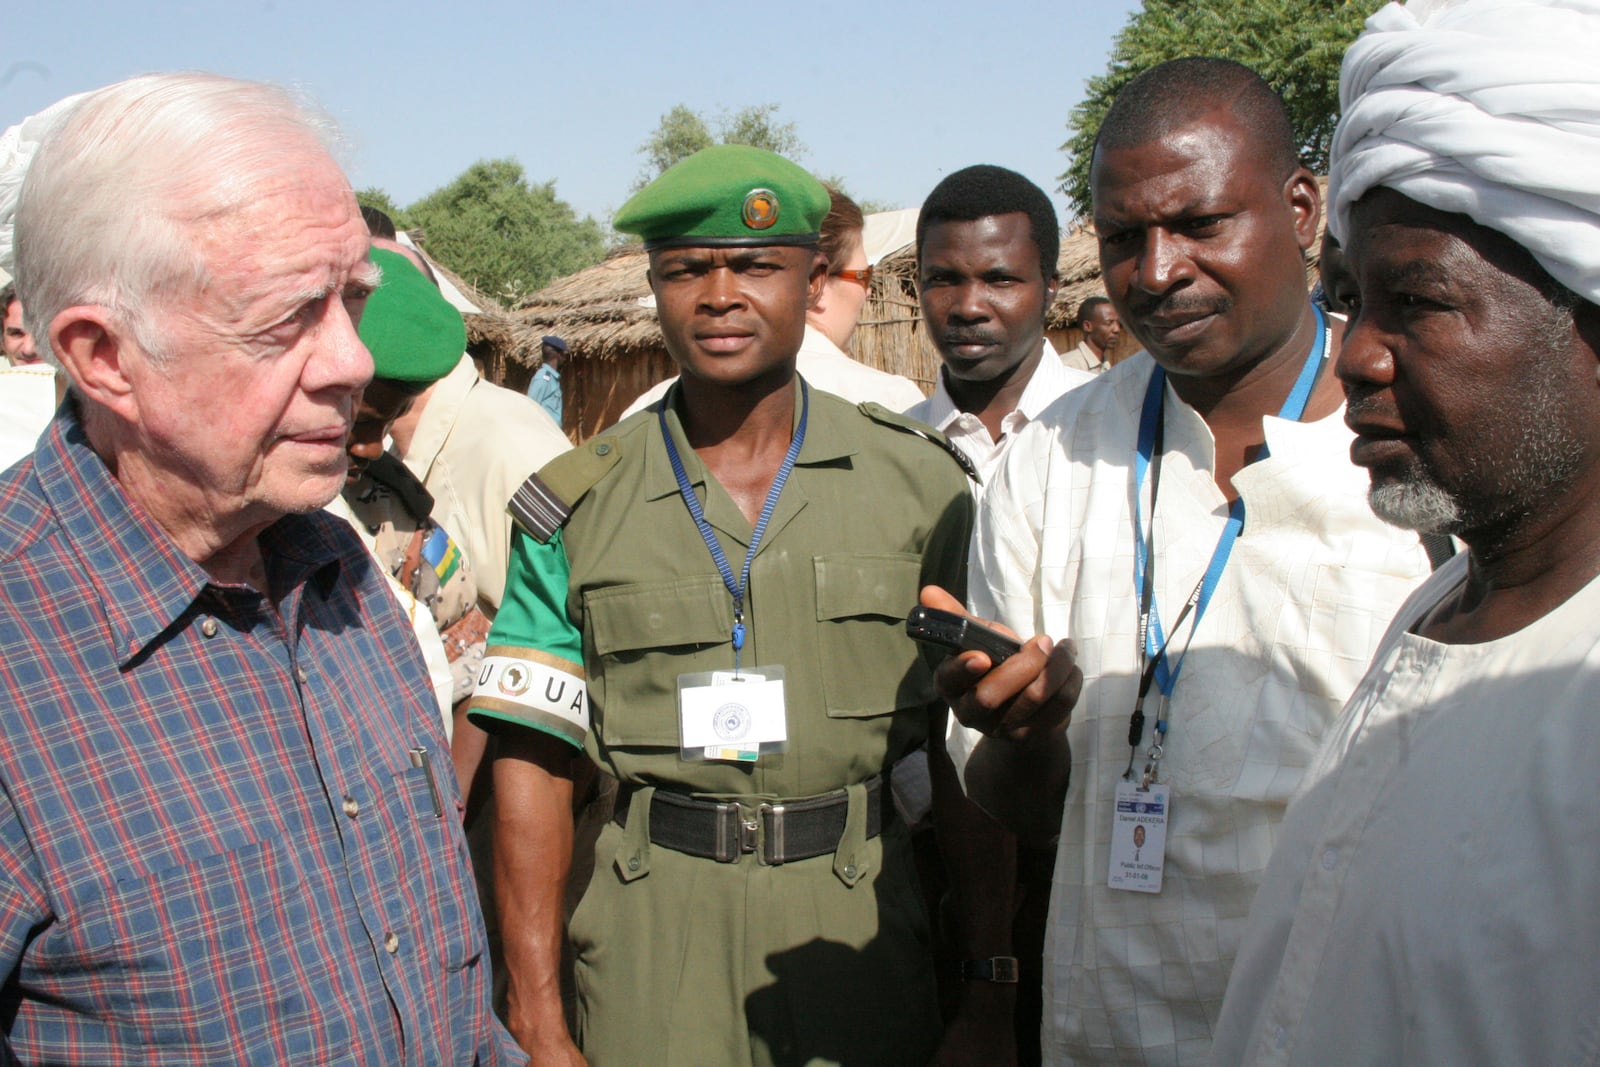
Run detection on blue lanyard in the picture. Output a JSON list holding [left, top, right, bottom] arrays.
[[658, 381, 809, 674], [1128, 307, 1328, 755]]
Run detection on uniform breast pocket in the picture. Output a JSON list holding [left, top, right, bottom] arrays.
[[585, 575, 732, 746], [814, 553, 933, 718]]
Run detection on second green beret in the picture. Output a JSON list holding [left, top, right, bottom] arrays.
[[359, 247, 466, 384], [614, 144, 830, 251]]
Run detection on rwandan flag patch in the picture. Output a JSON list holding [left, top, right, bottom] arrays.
[[421, 526, 462, 585]]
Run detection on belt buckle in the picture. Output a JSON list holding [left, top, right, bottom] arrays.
[[759, 803, 786, 865], [738, 811, 759, 860]]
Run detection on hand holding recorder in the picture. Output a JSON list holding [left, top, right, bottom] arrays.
[[915, 586, 1081, 744]]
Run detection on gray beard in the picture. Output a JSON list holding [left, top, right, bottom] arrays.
[[1368, 479, 1461, 534]]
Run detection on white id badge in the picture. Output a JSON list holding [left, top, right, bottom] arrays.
[[677, 667, 787, 762], [1108, 780, 1170, 893]]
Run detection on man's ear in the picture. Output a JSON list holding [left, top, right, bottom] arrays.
[[806, 250, 829, 311], [51, 307, 143, 423], [1042, 272, 1061, 325], [1285, 168, 1322, 253]]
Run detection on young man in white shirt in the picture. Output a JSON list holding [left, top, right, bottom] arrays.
[[904, 165, 1093, 491]]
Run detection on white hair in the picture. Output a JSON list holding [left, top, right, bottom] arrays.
[[13, 72, 346, 368]]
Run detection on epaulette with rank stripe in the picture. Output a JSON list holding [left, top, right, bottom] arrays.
[[509, 435, 624, 543], [857, 402, 981, 484]]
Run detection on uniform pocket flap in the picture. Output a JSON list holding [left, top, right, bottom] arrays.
[[587, 576, 732, 656], [814, 553, 923, 622]]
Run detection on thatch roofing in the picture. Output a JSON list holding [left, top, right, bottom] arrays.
[[495, 246, 657, 370]]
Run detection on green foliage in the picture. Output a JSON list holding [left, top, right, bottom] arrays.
[[634, 103, 807, 188], [355, 187, 409, 230], [1058, 0, 1381, 218], [638, 105, 714, 184], [405, 159, 606, 305], [718, 103, 804, 159]]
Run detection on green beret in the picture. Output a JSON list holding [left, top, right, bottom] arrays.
[[614, 144, 830, 251], [359, 247, 465, 383]]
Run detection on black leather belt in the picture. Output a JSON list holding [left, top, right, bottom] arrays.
[[614, 776, 885, 865]]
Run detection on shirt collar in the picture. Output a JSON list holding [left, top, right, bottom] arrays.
[[33, 400, 343, 665], [921, 338, 1067, 431], [642, 373, 857, 506]]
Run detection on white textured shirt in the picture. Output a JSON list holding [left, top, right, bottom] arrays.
[[1212, 553, 1600, 1066], [949, 353, 1431, 1066], [621, 324, 926, 418], [903, 340, 1094, 497]]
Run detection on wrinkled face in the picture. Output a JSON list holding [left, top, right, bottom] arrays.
[[1092, 109, 1318, 380], [648, 243, 825, 388], [346, 377, 421, 484], [1339, 188, 1596, 538], [3, 298, 39, 365], [812, 232, 871, 349], [918, 213, 1058, 383], [1084, 302, 1121, 354], [126, 150, 375, 524]]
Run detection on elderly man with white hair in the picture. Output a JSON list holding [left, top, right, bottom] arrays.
[[0, 74, 523, 1064], [1212, 1, 1600, 1064]]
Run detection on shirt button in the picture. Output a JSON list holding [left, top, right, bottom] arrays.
[[1275, 1024, 1289, 1048], [594, 442, 612, 457], [295, 666, 309, 685], [384, 931, 400, 954], [199, 617, 219, 638], [1320, 848, 1340, 871], [342, 796, 360, 818], [843, 864, 858, 879]]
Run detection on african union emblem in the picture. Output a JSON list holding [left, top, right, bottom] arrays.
[[742, 188, 779, 230], [498, 662, 533, 698], [713, 701, 751, 742]]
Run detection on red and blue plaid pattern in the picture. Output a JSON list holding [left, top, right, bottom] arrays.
[[0, 407, 524, 1065]]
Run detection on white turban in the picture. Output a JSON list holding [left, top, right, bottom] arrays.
[[1330, 0, 1600, 305], [0, 91, 89, 283]]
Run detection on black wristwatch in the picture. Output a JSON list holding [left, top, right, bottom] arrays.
[[959, 956, 1019, 983]]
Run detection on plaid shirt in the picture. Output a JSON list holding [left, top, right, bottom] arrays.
[[0, 406, 524, 1065]]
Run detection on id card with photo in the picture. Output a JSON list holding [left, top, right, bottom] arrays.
[[677, 667, 787, 762], [1108, 779, 1170, 893]]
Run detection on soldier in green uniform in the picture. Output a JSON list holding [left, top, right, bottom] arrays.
[[468, 145, 974, 1067]]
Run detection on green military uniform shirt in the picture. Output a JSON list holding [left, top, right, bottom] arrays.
[[470, 381, 972, 1067]]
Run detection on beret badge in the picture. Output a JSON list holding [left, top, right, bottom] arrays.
[[742, 188, 780, 230]]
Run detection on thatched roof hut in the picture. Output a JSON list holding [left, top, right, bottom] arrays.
[[487, 187, 1333, 442]]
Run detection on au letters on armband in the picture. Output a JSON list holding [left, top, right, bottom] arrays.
[[473, 647, 589, 745]]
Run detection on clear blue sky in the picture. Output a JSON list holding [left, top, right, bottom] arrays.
[[7, 0, 1139, 228]]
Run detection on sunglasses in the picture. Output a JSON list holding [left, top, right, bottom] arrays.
[[832, 267, 873, 290]]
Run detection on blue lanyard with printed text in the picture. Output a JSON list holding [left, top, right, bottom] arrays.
[[659, 381, 809, 675], [1127, 307, 1328, 766]]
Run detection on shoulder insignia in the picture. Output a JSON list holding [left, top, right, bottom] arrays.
[[857, 402, 981, 484], [509, 435, 624, 542]]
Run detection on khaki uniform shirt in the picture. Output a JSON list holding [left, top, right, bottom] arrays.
[[471, 381, 972, 1067], [402, 356, 571, 616]]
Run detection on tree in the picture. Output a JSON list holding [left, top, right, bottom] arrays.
[[638, 105, 714, 183], [405, 158, 606, 305], [1058, 0, 1381, 219], [355, 187, 409, 230], [634, 103, 807, 188]]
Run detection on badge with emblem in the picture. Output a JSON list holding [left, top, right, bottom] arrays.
[[742, 188, 779, 230], [678, 667, 788, 761]]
